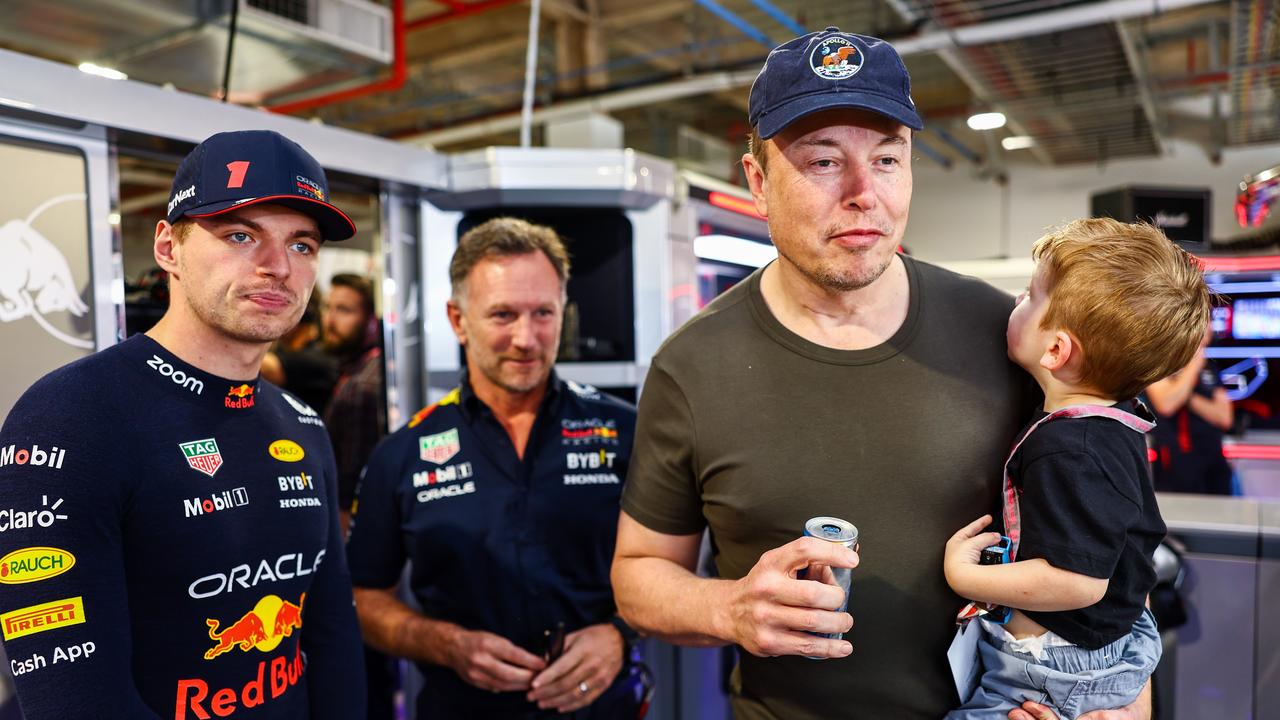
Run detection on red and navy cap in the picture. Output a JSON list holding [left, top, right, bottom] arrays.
[[166, 130, 356, 241], [748, 27, 923, 139]]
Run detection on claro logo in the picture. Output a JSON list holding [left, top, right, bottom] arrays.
[[0, 496, 68, 533], [147, 355, 204, 395]]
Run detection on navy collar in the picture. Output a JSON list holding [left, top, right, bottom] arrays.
[[122, 334, 262, 414], [458, 368, 563, 423]]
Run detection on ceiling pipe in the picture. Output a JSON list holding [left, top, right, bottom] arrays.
[[519, 0, 542, 147], [405, 0, 523, 31], [884, 0, 1055, 167], [692, 0, 774, 49], [269, 0, 405, 114], [402, 0, 1221, 147], [407, 69, 759, 147], [933, 127, 983, 165], [913, 136, 953, 169], [891, 0, 1221, 55], [748, 0, 807, 38], [1115, 19, 1166, 154]]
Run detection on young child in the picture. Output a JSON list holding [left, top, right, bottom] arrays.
[[944, 217, 1211, 719]]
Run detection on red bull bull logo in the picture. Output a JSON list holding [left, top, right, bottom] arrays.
[[224, 384, 255, 409], [204, 593, 305, 660]]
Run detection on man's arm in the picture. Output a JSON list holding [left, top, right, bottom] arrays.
[[0, 389, 162, 719], [1145, 354, 1204, 416], [352, 586, 544, 692], [944, 515, 1108, 611], [1188, 387, 1233, 431], [301, 438, 366, 719], [611, 511, 857, 658]]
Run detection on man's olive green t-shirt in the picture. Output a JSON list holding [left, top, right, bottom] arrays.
[[622, 256, 1034, 720]]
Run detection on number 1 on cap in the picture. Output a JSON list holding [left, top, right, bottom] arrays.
[[226, 161, 250, 189]]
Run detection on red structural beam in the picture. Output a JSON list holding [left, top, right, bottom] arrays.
[[1197, 255, 1280, 273], [269, 0, 407, 114]]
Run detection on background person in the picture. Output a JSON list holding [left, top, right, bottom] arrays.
[[318, 272, 394, 719], [262, 290, 338, 414], [346, 217, 648, 719], [323, 272, 387, 528], [1145, 329, 1234, 495]]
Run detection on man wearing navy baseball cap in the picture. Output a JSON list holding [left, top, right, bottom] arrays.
[[614, 28, 1147, 720], [0, 129, 366, 719]]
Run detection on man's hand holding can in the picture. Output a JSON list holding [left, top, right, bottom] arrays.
[[720, 532, 859, 659]]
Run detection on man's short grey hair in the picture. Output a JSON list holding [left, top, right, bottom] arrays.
[[449, 217, 571, 306]]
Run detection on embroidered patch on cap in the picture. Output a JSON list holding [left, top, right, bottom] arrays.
[[810, 35, 863, 80]]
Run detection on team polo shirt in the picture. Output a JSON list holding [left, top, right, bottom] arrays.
[[0, 334, 364, 720], [346, 371, 635, 715]]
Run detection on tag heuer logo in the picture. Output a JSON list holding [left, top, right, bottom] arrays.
[[179, 438, 223, 477], [419, 429, 460, 464]]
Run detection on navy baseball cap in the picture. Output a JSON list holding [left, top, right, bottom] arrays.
[[748, 27, 923, 139], [166, 130, 356, 241]]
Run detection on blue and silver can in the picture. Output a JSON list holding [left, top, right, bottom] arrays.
[[803, 516, 858, 642]]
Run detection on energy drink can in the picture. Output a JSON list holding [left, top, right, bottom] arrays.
[[803, 516, 858, 644]]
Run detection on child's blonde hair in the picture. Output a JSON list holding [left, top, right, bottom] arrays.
[[1033, 217, 1211, 400]]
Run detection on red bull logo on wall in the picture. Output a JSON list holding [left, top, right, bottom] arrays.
[[0, 195, 94, 350], [204, 593, 304, 660]]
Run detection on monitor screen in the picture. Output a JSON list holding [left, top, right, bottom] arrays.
[[1205, 271, 1280, 430]]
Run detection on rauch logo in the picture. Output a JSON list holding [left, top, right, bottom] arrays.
[[0, 547, 75, 585]]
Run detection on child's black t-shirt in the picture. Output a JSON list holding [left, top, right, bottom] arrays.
[[1008, 400, 1167, 650]]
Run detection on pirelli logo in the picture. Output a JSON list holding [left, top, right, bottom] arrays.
[[1, 597, 85, 640]]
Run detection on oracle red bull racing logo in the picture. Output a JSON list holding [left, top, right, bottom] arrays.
[[204, 593, 305, 660], [225, 384, 255, 410], [560, 418, 619, 445]]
